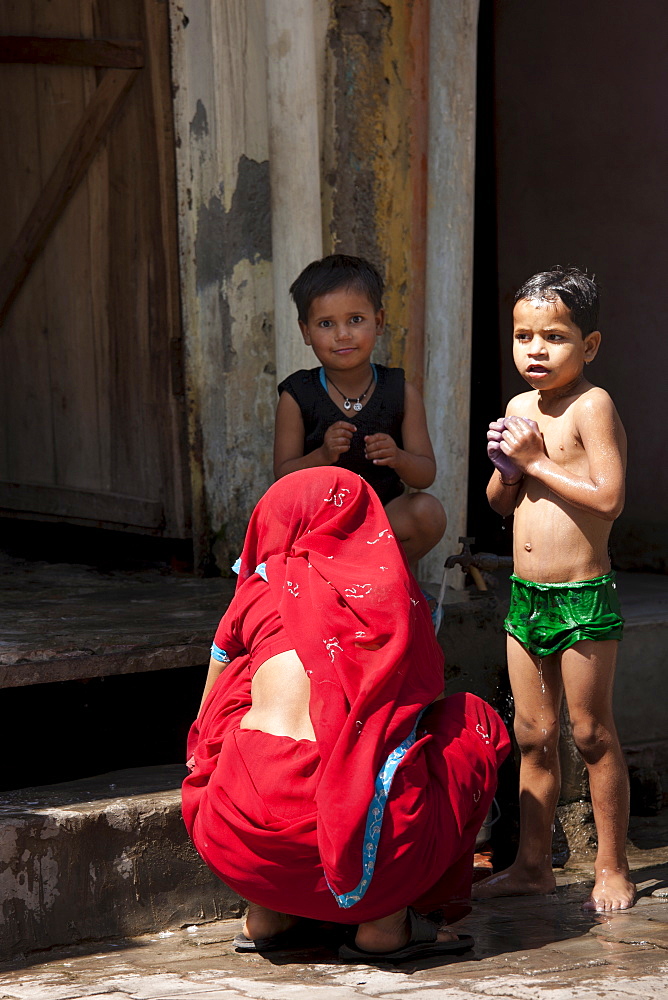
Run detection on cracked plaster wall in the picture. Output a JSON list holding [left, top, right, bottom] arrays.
[[170, 1, 275, 571], [169, 1, 435, 567]]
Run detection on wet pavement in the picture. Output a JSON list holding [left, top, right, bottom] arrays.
[[1, 812, 667, 1000]]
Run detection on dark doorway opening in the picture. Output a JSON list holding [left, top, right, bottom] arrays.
[[0, 666, 204, 793], [467, 0, 510, 558], [0, 518, 194, 575]]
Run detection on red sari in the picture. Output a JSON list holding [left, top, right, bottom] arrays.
[[182, 468, 509, 923]]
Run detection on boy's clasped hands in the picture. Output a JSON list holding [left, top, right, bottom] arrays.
[[487, 416, 541, 484]]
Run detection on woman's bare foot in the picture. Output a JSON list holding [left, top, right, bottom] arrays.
[[241, 902, 299, 942], [471, 863, 556, 900], [354, 908, 457, 953], [582, 867, 636, 911]]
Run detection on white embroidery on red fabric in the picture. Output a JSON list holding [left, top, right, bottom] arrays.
[[379, 565, 388, 571], [287, 580, 300, 597], [344, 583, 372, 599], [410, 597, 419, 606], [476, 724, 491, 744], [324, 487, 351, 507], [366, 528, 394, 545], [323, 637, 343, 661], [354, 630, 366, 638], [474, 789, 481, 803]]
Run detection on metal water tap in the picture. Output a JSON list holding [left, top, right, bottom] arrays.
[[444, 536, 513, 591], [445, 536, 476, 570]]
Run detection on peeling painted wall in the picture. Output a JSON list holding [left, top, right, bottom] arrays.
[[169, 2, 275, 571], [168, 2, 443, 568], [323, 0, 429, 385]]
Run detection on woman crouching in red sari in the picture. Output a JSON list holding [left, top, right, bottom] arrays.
[[182, 468, 509, 962]]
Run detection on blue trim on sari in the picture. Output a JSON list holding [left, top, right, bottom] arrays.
[[210, 642, 230, 664], [231, 557, 267, 582], [326, 709, 425, 909]]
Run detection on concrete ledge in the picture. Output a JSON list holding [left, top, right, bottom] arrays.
[[0, 765, 242, 958], [0, 560, 235, 688]]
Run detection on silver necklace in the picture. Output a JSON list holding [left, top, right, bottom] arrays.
[[326, 372, 374, 411]]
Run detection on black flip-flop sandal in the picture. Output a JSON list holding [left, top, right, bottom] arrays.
[[338, 907, 474, 964]]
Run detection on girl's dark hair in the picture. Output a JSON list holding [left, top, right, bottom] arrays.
[[514, 266, 600, 335], [289, 254, 384, 323]]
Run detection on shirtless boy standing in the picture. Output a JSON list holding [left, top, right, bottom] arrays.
[[475, 266, 634, 911]]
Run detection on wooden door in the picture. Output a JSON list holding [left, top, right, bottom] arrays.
[[0, 0, 189, 537]]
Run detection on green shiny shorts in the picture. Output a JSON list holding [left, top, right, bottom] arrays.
[[504, 572, 624, 658]]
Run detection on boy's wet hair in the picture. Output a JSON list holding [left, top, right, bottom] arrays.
[[290, 254, 384, 323], [514, 266, 600, 335]]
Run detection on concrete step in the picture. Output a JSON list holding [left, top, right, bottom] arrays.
[[0, 765, 242, 959]]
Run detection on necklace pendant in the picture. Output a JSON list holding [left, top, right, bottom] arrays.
[[353, 401, 363, 412], [343, 399, 352, 410]]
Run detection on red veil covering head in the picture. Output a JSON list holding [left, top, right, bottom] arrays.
[[183, 467, 508, 919], [234, 467, 443, 899]]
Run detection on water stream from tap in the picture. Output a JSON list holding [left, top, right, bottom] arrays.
[[537, 656, 551, 773]]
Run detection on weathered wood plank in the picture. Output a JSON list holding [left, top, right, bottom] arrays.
[[0, 36, 143, 68], [0, 62, 56, 484], [0, 66, 139, 328], [38, 3, 100, 491], [0, 482, 164, 527], [0, 0, 59, 483], [0, 0, 189, 541], [142, 0, 191, 534]]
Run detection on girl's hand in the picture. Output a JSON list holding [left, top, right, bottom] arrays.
[[364, 432, 399, 466], [500, 415, 543, 472], [487, 418, 523, 482], [323, 420, 356, 462]]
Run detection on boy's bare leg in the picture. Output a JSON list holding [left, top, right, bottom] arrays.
[[473, 636, 562, 899], [561, 640, 635, 911], [385, 492, 446, 571]]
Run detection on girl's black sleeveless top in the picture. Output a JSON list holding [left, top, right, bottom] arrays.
[[277, 364, 405, 505]]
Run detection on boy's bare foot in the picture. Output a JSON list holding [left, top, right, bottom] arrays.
[[582, 868, 636, 912], [355, 908, 458, 953], [241, 902, 299, 942], [471, 863, 556, 900]]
